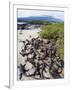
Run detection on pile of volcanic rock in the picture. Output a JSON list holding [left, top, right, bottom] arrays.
[[18, 37, 64, 80]]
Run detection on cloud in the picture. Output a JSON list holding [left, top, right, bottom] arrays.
[[17, 9, 64, 20]]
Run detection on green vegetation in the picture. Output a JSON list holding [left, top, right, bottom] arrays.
[[29, 20, 50, 25], [17, 19, 51, 25], [56, 38, 64, 59], [39, 22, 64, 39], [39, 22, 64, 59]]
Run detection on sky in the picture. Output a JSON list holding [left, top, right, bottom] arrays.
[[17, 9, 64, 21]]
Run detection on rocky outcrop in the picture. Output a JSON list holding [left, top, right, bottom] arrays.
[[17, 37, 64, 80]]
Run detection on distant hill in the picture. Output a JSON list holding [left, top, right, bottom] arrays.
[[17, 15, 63, 22]]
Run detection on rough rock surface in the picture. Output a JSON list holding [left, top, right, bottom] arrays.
[[17, 36, 64, 80]]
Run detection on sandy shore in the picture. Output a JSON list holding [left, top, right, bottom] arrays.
[[17, 28, 41, 40]]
